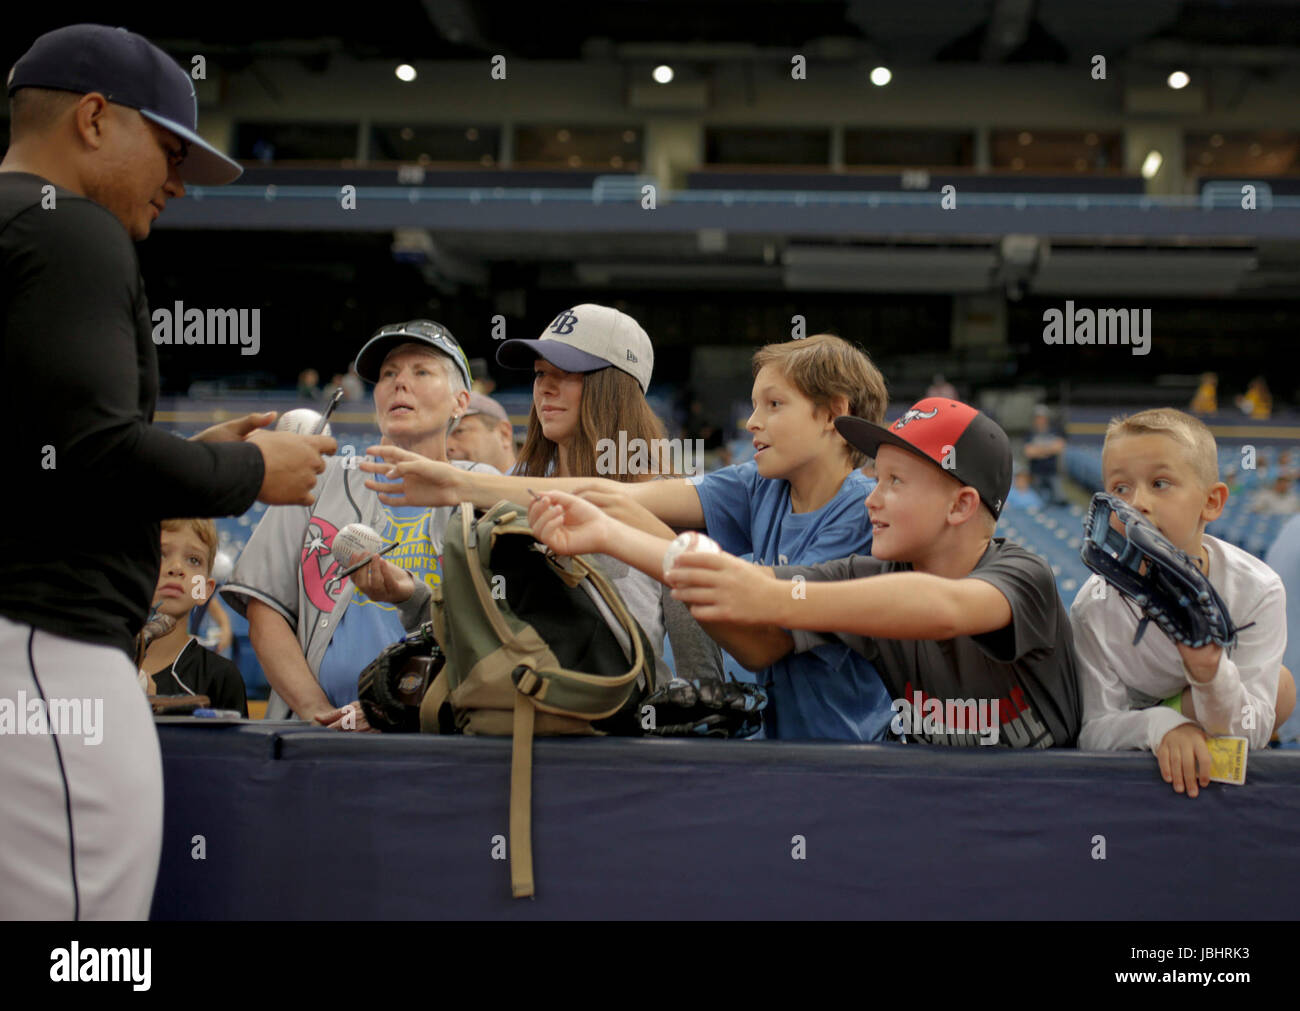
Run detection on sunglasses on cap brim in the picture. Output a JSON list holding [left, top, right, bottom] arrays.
[[375, 325, 467, 365]]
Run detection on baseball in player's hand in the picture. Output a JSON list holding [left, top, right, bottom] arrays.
[[527, 490, 612, 557], [667, 551, 776, 625], [349, 553, 415, 603], [247, 430, 336, 506], [359, 444, 463, 507], [1156, 722, 1212, 798], [191, 410, 278, 443], [1176, 641, 1223, 682]]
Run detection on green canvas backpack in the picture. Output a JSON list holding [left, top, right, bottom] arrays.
[[419, 500, 655, 898]]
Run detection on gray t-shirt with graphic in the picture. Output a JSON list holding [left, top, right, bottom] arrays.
[[774, 538, 1081, 747]]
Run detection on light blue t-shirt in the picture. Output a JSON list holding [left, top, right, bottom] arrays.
[[316, 504, 440, 708], [689, 461, 893, 741]]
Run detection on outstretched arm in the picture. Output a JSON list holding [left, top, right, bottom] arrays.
[[526, 490, 671, 583], [359, 444, 707, 527], [696, 620, 794, 671], [668, 554, 1014, 641], [573, 488, 679, 539], [527, 491, 792, 669]]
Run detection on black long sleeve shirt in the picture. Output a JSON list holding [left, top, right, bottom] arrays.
[[0, 172, 264, 659]]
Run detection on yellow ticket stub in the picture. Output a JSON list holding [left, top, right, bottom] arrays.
[[1206, 736, 1248, 785]]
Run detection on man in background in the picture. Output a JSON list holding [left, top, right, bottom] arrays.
[[447, 392, 518, 474], [1024, 405, 1067, 506]]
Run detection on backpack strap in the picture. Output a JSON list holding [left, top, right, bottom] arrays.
[[510, 689, 536, 899], [418, 668, 452, 734], [465, 502, 654, 900]]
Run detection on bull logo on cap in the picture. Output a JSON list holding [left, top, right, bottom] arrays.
[[893, 406, 939, 430]]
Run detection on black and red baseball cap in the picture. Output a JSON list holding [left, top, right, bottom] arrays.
[[836, 398, 1013, 518]]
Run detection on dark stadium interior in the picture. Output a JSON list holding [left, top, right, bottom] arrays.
[[8, 1, 1299, 417]]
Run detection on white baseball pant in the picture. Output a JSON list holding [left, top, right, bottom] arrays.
[[0, 614, 163, 919]]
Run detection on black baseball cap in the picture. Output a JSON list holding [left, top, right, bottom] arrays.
[[7, 24, 243, 185], [353, 320, 473, 390], [836, 398, 1013, 518]]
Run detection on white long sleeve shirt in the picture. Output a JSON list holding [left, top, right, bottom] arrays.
[[1071, 534, 1285, 752]]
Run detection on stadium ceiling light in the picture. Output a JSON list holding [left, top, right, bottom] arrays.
[[653, 64, 674, 84], [1141, 149, 1163, 179], [870, 65, 892, 86], [395, 64, 417, 82], [1167, 70, 1190, 90]]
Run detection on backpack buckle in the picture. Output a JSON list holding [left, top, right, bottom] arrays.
[[514, 667, 546, 698]]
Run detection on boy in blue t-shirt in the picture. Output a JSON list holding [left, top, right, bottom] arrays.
[[687, 459, 886, 739]]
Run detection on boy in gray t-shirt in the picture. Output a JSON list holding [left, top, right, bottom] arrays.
[[772, 538, 1078, 747]]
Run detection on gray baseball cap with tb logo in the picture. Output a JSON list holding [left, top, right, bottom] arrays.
[[496, 304, 654, 394]]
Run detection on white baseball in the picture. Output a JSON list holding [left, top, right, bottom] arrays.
[[211, 550, 234, 584], [662, 531, 721, 579], [276, 408, 331, 438], [331, 523, 382, 567]]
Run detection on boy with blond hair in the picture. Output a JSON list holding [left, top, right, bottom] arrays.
[[139, 518, 248, 716], [1072, 408, 1295, 796]]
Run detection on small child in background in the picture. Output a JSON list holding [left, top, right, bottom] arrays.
[[1004, 471, 1043, 510], [1071, 409, 1295, 796], [139, 519, 248, 716]]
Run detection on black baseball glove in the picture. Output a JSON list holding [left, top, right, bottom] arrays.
[[1080, 492, 1240, 649], [640, 676, 767, 738], [357, 622, 444, 733]]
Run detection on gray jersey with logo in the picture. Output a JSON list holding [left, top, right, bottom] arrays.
[[222, 456, 496, 720]]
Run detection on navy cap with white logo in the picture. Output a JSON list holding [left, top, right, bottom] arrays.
[[7, 24, 243, 185]]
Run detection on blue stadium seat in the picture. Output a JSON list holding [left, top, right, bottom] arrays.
[[1000, 502, 1091, 601]]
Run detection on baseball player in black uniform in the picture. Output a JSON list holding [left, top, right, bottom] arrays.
[[0, 25, 334, 919]]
